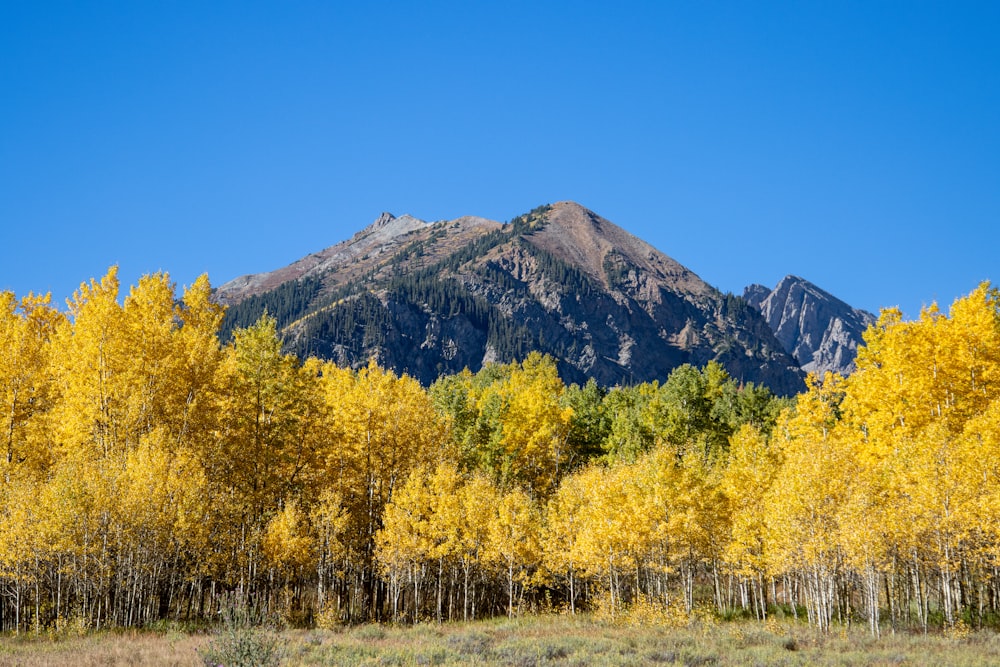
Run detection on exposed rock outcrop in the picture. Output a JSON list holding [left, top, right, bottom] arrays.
[[744, 275, 876, 377]]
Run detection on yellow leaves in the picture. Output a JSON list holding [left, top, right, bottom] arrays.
[[377, 464, 439, 575], [441, 353, 572, 497], [263, 500, 317, 576], [322, 360, 448, 568], [487, 487, 542, 576], [720, 425, 777, 576], [542, 471, 588, 576], [764, 377, 853, 574], [0, 289, 62, 479], [836, 284, 1000, 572], [118, 431, 212, 557], [51, 268, 225, 462], [311, 487, 348, 566], [0, 476, 45, 574], [487, 486, 544, 614], [547, 457, 664, 589], [377, 462, 502, 571]]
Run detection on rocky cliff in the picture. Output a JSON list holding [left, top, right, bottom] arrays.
[[217, 202, 807, 395], [744, 275, 876, 377]]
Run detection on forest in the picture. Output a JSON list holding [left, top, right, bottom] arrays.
[[1, 267, 1000, 639]]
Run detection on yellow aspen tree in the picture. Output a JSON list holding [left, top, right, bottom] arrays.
[[0, 476, 46, 633], [616, 455, 667, 608], [645, 439, 727, 614], [836, 424, 890, 637], [0, 291, 63, 480], [376, 462, 486, 622], [423, 462, 465, 622], [311, 487, 348, 614], [721, 424, 780, 618], [169, 274, 225, 450], [212, 314, 317, 588], [319, 359, 444, 619], [961, 399, 1000, 578], [496, 352, 574, 497], [110, 428, 211, 626], [543, 471, 589, 614], [454, 472, 497, 621], [571, 461, 660, 616], [33, 453, 117, 629], [158, 444, 213, 581], [845, 285, 1000, 629], [262, 498, 317, 619], [486, 487, 542, 618], [765, 375, 849, 632], [51, 267, 129, 460], [457, 353, 572, 497], [844, 308, 928, 628], [53, 270, 195, 462], [375, 465, 435, 622], [263, 500, 317, 578], [119, 273, 186, 447]]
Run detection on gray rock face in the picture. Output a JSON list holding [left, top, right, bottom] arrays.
[[744, 276, 876, 377], [743, 284, 772, 310]]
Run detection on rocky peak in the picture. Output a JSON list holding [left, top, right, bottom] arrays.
[[372, 211, 396, 228], [354, 212, 429, 242], [215, 211, 439, 305], [744, 275, 876, 377]]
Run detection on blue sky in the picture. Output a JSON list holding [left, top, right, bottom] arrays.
[[2, 2, 997, 319]]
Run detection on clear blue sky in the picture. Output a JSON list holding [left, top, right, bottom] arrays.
[[2, 2, 997, 319]]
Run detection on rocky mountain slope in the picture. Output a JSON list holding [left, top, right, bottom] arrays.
[[217, 202, 807, 395], [743, 275, 877, 377]]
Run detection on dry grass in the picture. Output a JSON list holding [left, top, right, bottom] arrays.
[[3, 615, 1000, 666], [281, 615, 1000, 667], [0, 630, 207, 666]]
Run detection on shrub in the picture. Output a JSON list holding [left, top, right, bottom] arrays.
[[197, 595, 284, 667]]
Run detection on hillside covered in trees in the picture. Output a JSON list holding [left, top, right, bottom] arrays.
[[1, 269, 1000, 639], [216, 202, 807, 395]]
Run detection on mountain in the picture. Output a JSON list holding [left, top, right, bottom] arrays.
[[743, 275, 877, 377], [217, 202, 807, 395]]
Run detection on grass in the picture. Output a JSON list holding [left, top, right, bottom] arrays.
[[3, 614, 1000, 666], [0, 629, 207, 666]]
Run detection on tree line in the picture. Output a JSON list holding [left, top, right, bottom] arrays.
[[1, 268, 999, 637]]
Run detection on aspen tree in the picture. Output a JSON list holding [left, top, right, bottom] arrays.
[[721, 424, 779, 617], [543, 472, 589, 614], [765, 375, 849, 632], [321, 360, 444, 619], [0, 291, 62, 479], [486, 488, 542, 618], [51, 267, 129, 460]]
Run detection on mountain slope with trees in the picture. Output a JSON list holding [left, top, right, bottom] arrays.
[[218, 202, 806, 395]]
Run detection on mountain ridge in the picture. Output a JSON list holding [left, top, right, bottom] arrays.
[[216, 202, 816, 394]]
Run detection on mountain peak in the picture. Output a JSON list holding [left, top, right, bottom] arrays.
[[355, 212, 428, 240], [772, 275, 859, 315], [744, 275, 876, 376], [529, 201, 711, 297]]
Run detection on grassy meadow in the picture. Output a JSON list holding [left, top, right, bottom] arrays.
[[2, 614, 1000, 667]]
